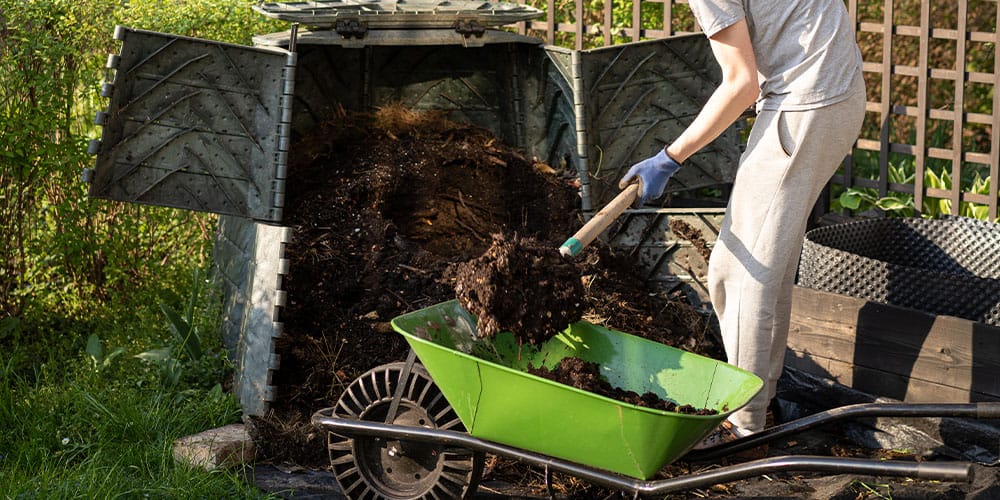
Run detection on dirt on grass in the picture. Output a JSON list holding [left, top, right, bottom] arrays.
[[249, 104, 722, 470]]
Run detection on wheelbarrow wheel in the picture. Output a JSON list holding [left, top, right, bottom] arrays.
[[327, 361, 485, 499]]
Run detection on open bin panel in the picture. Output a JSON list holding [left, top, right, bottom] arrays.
[[576, 37, 743, 208], [88, 28, 294, 222]]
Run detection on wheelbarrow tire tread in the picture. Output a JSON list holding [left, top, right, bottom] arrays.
[[327, 362, 485, 500]]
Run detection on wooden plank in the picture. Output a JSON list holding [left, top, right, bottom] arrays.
[[785, 349, 1000, 404], [631, 0, 641, 42], [785, 349, 993, 404], [574, 0, 583, 50], [914, 0, 929, 216], [950, 0, 968, 215], [546, 0, 555, 45], [877, 0, 893, 199], [789, 286, 1000, 401], [602, 0, 612, 46]]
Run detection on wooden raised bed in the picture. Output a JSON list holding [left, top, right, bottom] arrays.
[[787, 285, 1000, 404]]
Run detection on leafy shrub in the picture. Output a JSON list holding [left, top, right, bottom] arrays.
[[0, 4, 270, 493], [0, 0, 278, 362], [838, 154, 995, 221]]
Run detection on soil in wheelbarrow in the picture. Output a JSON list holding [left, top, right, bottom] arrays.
[[248, 104, 723, 473], [527, 357, 718, 415]]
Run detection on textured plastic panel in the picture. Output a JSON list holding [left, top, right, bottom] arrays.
[[368, 45, 522, 141], [578, 35, 743, 208], [234, 222, 291, 416], [213, 215, 257, 355], [254, 0, 543, 29], [284, 44, 365, 136], [523, 47, 581, 199], [90, 27, 294, 222], [607, 208, 724, 310], [798, 216, 1000, 325], [212, 216, 294, 416], [288, 40, 544, 152]]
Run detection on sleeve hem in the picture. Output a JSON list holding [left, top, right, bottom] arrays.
[[701, 15, 743, 38]]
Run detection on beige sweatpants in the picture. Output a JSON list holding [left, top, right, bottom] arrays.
[[708, 76, 866, 433]]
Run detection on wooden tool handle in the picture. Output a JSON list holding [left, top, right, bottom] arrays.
[[559, 183, 639, 258]]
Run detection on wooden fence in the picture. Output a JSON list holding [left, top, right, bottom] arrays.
[[515, 0, 1000, 220]]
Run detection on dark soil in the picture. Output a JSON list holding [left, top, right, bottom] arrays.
[[527, 357, 718, 415], [669, 218, 713, 262], [251, 104, 722, 473], [452, 233, 584, 343]]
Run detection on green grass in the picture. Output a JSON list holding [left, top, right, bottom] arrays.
[[0, 358, 273, 498], [0, 2, 293, 493], [0, 273, 276, 499]]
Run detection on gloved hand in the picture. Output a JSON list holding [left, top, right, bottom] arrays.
[[618, 149, 681, 206]]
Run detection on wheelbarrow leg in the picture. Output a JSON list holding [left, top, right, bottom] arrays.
[[384, 349, 418, 424], [544, 465, 555, 499]]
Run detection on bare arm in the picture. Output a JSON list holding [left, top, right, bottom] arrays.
[[666, 18, 759, 163]]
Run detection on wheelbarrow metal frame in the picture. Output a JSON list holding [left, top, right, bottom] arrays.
[[312, 349, 999, 497], [312, 407, 984, 497]]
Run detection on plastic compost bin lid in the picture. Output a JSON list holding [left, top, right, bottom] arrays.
[[253, 0, 544, 29]]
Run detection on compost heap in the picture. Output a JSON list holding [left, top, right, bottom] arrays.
[[254, 104, 724, 467]]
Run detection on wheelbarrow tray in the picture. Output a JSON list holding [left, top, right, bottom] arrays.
[[391, 300, 763, 479]]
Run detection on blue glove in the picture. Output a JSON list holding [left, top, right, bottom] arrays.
[[618, 149, 681, 206]]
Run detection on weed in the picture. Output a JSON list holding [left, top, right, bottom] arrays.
[[85, 334, 126, 374], [849, 479, 894, 499], [136, 269, 231, 390]]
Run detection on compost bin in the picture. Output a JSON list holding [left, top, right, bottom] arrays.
[[85, 0, 743, 416]]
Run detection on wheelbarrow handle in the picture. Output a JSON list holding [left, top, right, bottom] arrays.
[[686, 402, 1000, 463], [560, 183, 640, 258]]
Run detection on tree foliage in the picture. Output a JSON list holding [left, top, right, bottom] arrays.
[[0, 1, 279, 322]]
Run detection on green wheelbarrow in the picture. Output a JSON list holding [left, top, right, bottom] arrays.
[[311, 300, 998, 499]]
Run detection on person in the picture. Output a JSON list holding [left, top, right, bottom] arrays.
[[619, 0, 866, 446]]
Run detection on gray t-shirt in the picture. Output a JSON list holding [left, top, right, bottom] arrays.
[[688, 0, 862, 111]]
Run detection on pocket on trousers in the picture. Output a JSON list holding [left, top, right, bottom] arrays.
[[776, 111, 796, 157]]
